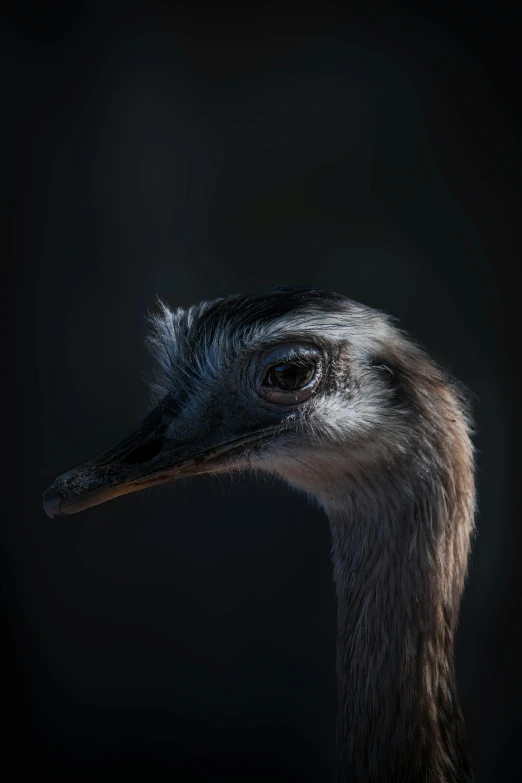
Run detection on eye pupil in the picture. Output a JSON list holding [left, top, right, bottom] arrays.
[[266, 361, 314, 391]]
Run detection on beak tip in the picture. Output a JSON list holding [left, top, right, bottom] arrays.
[[42, 492, 62, 519]]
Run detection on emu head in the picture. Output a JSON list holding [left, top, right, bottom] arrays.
[[43, 286, 462, 518]]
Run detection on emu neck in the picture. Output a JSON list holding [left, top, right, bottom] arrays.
[[326, 478, 473, 783]]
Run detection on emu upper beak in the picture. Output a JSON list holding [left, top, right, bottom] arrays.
[[42, 403, 275, 519]]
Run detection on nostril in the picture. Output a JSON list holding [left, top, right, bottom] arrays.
[[122, 439, 164, 465]]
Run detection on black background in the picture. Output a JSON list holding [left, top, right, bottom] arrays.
[[6, 3, 520, 780]]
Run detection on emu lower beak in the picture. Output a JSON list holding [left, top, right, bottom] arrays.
[[42, 406, 274, 519]]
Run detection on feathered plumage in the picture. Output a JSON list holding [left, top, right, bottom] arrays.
[[43, 286, 476, 781]]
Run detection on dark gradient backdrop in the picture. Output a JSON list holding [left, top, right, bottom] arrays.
[[6, 4, 520, 781]]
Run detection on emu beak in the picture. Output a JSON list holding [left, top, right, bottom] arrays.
[[42, 404, 275, 519]]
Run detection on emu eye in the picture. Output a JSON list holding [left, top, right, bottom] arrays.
[[264, 362, 315, 391], [256, 345, 321, 406]]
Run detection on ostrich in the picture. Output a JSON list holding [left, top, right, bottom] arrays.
[[43, 286, 475, 782]]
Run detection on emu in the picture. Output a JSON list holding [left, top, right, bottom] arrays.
[[43, 286, 475, 782]]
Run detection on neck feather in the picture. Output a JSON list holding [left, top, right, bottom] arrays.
[[323, 406, 475, 782]]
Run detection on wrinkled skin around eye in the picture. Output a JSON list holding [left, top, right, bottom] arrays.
[[253, 343, 323, 406]]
